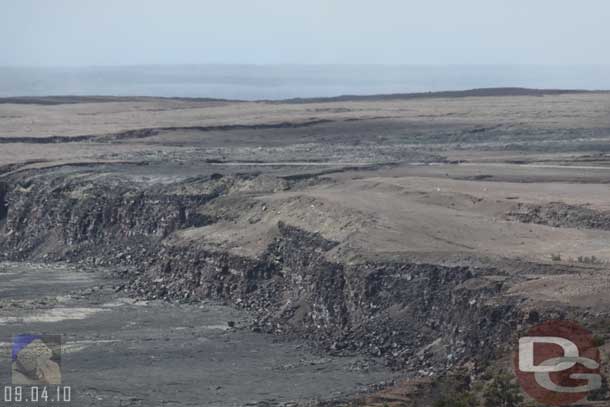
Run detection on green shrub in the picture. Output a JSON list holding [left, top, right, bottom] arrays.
[[483, 373, 524, 407], [434, 391, 477, 407], [592, 335, 606, 347]]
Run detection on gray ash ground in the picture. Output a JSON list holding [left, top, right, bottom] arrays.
[[0, 262, 395, 407]]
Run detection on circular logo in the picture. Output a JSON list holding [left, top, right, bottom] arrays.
[[513, 320, 601, 406]]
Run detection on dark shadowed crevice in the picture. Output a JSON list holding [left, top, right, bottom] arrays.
[[0, 183, 7, 222]]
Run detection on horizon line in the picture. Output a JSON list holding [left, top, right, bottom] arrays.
[[2, 87, 609, 106]]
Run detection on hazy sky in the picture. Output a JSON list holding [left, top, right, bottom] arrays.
[[2, 0, 610, 66]]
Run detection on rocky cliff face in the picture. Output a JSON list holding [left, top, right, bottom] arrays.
[[116, 223, 524, 372], [0, 169, 537, 374], [0, 181, 8, 222], [1, 174, 221, 257]]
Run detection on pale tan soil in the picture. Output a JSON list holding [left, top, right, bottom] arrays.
[[1, 93, 609, 138], [177, 166, 610, 265], [1, 92, 610, 168], [507, 271, 610, 309]]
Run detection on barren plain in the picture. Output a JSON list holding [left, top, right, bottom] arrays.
[[1, 89, 610, 406]]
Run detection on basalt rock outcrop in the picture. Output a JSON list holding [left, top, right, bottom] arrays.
[[0, 169, 534, 374], [507, 202, 610, 231]]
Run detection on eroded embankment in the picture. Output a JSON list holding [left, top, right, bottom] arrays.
[[507, 202, 610, 231], [127, 225, 523, 372], [0, 119, 333, 144], [0, 170, 535, 374]]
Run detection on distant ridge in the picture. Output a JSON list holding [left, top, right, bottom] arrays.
[[280, 87, 602, 103], [0, 95, 230, 105], [0, 87, 605, 105]]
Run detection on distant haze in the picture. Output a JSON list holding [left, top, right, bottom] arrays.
[[1, 65, 610, 99], [2, 1, 610, 98], [2, 0, 610, 66]]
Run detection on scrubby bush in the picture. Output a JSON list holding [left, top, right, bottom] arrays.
[[483, 373, 523, 407], [592, 335, 606, 347], [433, 391, 477, 407]]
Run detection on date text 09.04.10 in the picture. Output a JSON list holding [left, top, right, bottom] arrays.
[[4, 386, 71, 404]]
